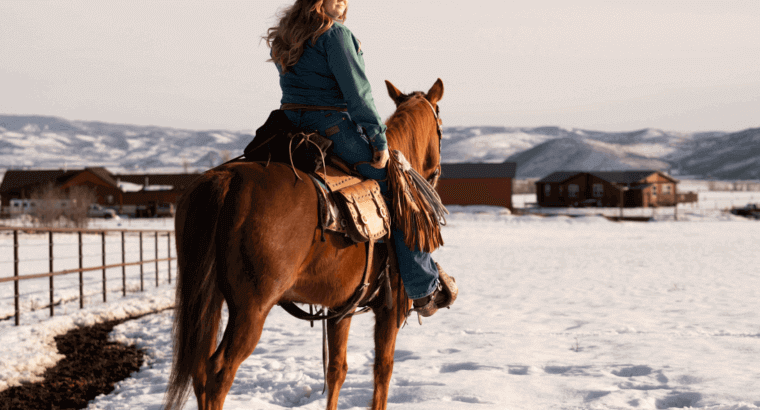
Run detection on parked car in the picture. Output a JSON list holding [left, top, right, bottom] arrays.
[[87, 204, 117, 219], [730, 204, 760, 219], [155, 203, 175, 217]]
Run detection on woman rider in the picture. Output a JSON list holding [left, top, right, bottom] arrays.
[[264, 0, 453, 316]]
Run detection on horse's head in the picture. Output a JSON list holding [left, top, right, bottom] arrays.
[[384, 78, 444, 187]]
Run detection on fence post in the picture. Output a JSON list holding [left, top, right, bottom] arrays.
[[49, 231, 54, 317], [122, 231, 126, 297], [102, 231, 107, 303], [167, 232, 172, 284], [79, 231, 83, 309], [155, 231, 159, 287], [139, 231, 144, 292], [14, 229, 19, 326]]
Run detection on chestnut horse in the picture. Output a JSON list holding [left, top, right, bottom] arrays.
[[164, 78, 444, 410]]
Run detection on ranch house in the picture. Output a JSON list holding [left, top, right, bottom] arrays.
[[436, 162, 517, 210], [535, 170, 679, 208], [0, 168, 200, 217], [0, 168, 122, 208]]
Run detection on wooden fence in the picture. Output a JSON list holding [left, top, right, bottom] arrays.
[[0, 226, 175, 326]]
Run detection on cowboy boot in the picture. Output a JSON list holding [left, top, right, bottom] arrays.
[[412, 262, 458, 317]]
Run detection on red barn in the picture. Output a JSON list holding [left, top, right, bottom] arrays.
[[436, 162, 517, 210]]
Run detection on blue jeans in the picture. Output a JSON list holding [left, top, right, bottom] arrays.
[[284, 109, 439, 299]]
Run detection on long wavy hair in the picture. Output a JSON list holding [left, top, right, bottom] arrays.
[[265, 0, 348, 73]]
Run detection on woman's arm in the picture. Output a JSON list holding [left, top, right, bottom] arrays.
[[324, 24, 388, 153]]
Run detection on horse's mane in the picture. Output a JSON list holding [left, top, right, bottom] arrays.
[[384, 92, 438, 172], [383, 91, 445, 253]]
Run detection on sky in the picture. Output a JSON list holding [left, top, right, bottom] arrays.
[[1, 0, 759, 133]]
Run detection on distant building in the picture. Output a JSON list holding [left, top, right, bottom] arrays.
[[0, 168, 121, 207], [0, 168, 200, 216], [535, 170, 680, 208], [436, 162, 517, 210]]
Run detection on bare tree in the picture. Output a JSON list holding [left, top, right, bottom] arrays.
[[29, 183, 95, 228], [65, 186, 96, 228], [220, 150, 232, 164], [30, 182, 65, 227]]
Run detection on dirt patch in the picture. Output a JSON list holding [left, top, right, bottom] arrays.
[[0, 317, 146, 410]]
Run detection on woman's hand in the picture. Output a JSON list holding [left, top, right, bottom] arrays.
[[371, 149, 390, 169]]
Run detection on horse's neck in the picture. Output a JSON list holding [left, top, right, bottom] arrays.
[[387, 123, 429, 166]]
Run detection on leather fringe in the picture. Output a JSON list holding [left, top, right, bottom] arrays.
[[386, 150, 448, 253]]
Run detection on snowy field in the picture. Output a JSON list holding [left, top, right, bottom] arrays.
[[1, 199, 760, 410]]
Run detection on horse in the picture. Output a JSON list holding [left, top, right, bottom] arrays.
[[164, 78, 445, 410]]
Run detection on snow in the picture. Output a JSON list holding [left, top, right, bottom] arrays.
[[442, 132, 554, 163], [210, 132, 235, 144], [2, 204, 760, 409], [2, 131, 24, 138], [144, 185, 175, 191], [118, 181, 144, 192]]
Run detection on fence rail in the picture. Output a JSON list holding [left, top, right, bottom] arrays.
[[0, 226, 175, 326]]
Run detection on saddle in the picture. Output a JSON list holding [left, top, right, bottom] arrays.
[[244, 110, 394, 323]]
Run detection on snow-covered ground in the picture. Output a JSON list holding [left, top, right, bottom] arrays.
[[2, 201, 759, 409]]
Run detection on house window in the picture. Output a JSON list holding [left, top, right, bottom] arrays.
[[663, 184, 672, 194], [593, 184, 603, 197], [568, 184, 579, 198], [544, 184, 551, 196], [107, 195, 114, 204], [652, 185, 657, 196]]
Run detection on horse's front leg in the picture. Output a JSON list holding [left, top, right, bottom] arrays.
[[369, 297, 405, 410], [325, 316, 352, 410]]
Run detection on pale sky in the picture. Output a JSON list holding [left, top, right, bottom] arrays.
[[1, 0, 759, 133]]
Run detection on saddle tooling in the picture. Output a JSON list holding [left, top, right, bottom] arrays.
[[243, 109, 456, 325]]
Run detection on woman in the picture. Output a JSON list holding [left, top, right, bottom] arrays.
[[264, 0, 452, 316]]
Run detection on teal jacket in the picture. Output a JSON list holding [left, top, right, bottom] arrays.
[[277, 22, 388, 152]]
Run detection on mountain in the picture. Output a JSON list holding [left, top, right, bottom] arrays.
[[1, 114, 758, 180], [670, 128, 760, 180], [504, 138, 671, 178], [0, 115, 254, 173], [441, 125, 760, 180]]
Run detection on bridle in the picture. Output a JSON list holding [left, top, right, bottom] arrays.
[[421, 96, 443, 187]]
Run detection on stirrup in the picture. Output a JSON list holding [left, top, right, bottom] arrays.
[[411, 263, 458, 320]]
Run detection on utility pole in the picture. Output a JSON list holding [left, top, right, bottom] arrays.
[[674, 187, 678, 221], [619, 185, 629, 220]]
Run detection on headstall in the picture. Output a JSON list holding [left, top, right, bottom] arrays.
[[421, 96, 443, 187]]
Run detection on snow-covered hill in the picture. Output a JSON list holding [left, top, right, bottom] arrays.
[[1, 114, 758, 180], [442, 125, 760, 180], [0, 115, 254, 173]]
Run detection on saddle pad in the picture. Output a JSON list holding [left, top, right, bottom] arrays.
[[335, 180, 390, 243]]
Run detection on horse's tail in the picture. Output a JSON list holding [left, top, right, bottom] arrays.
[[164, 169, 233, 410]]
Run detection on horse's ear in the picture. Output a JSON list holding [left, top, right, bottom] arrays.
[[426, 78, 444, 105], [385, 80, 404, 105]]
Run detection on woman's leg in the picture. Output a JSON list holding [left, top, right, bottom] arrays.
[[391, 227, 439, 299]]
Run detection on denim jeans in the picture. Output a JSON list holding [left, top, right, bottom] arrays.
[[284, 109, 439, 299]]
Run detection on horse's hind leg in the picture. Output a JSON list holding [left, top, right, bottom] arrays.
[[199, 295, 272, 410], [191, 289, 225, 407], [325, 316, 353, 410]]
